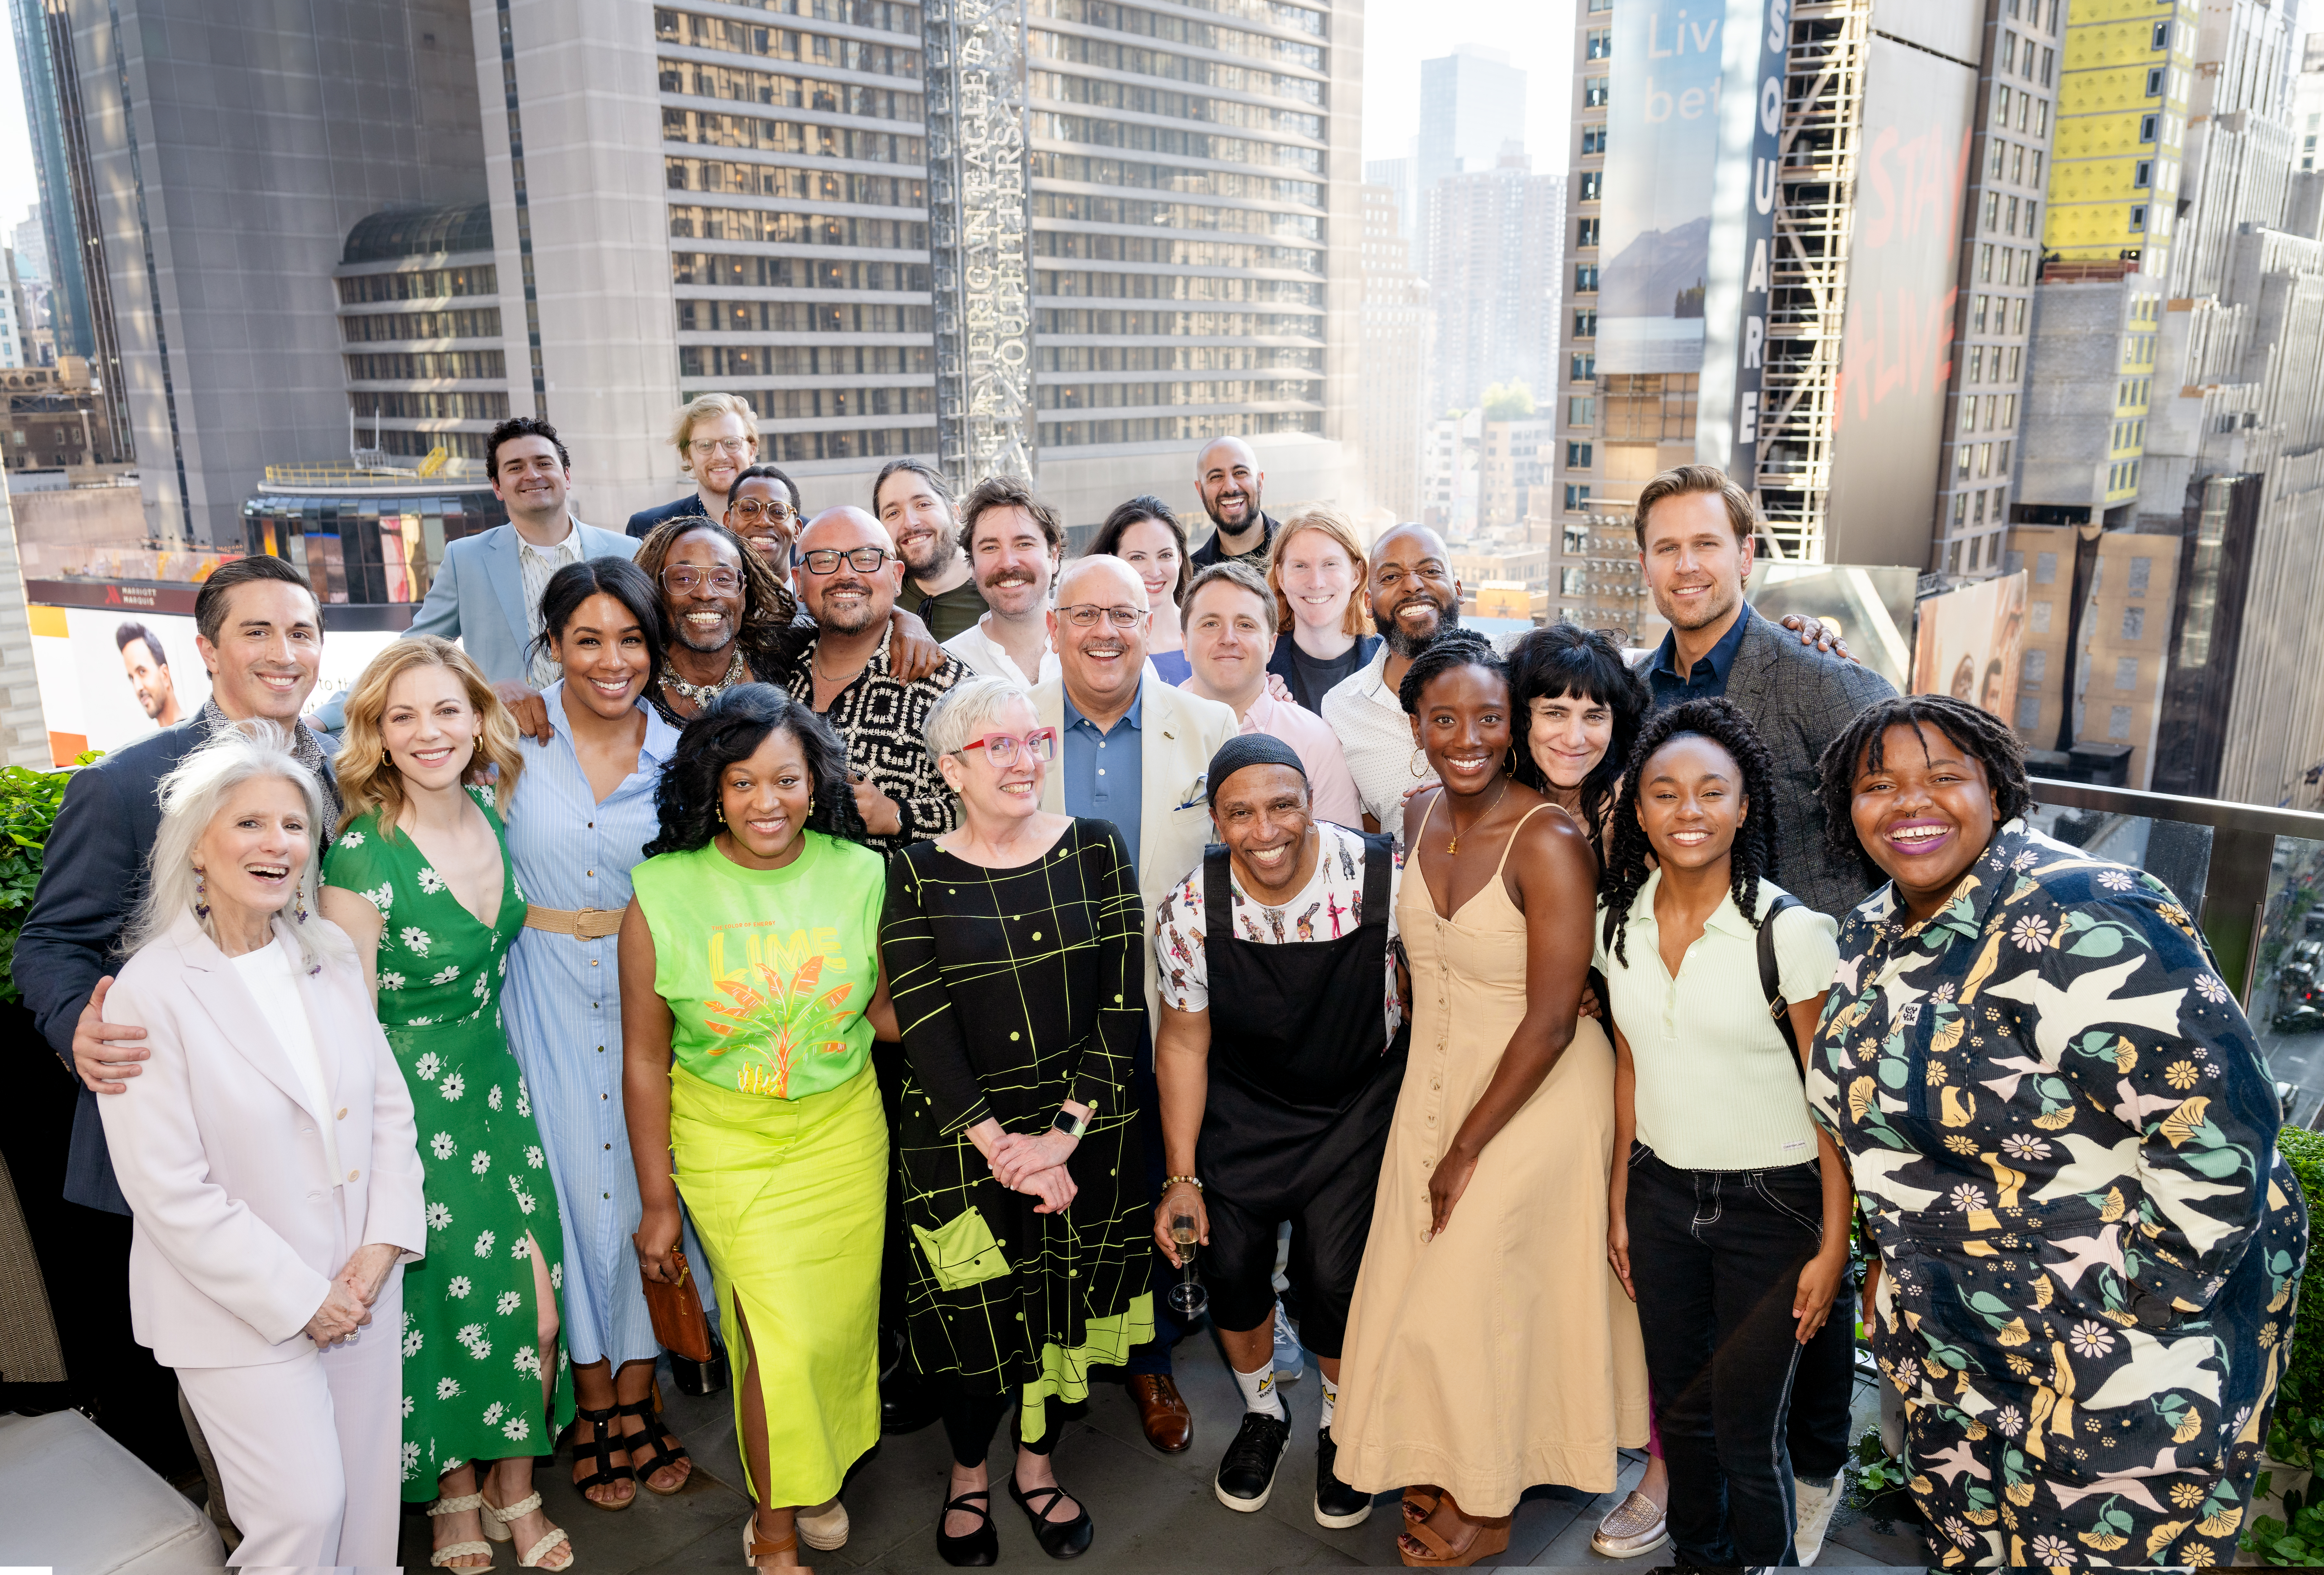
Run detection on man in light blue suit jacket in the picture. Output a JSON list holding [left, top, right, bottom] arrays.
[[312, 416, 635, 732]]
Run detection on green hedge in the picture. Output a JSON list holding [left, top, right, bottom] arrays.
[[2273, 1127, 2324, 1468], [0, 761, 73, 1005]]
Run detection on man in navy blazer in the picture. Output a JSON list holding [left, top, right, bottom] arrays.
[[19, 555, 345, 1214], [310, 416, 634, 732]]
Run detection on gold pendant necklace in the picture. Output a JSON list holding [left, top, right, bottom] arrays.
[[1446, 778, 1510, 855]]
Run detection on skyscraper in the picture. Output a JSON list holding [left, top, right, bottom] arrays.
[[1419, 157, 1562, 423], [1416, 45, 1527, 193], [1356, 181, 1427, 520]]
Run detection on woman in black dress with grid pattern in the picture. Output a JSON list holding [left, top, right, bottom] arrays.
[[880, 676, 1149, 1564]]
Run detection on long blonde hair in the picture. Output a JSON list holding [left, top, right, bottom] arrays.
[[1266, 503, 1371, 639], [123, 719, 350, 971], [335, 637, 525, 838]]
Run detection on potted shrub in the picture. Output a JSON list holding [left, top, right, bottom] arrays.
[[2246, 1127, 2324, 1564]]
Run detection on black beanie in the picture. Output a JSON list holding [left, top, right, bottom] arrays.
[[1206, 732, 1308, 807]]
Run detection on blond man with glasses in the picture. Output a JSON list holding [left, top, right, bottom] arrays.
[[626, 392, 764, 540]]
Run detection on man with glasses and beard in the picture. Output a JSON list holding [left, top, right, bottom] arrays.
[[781, 506, 970, 852], [1319, 525, 1464, 835], [874, 459, 989, 640], [1030, 555, 1238, 1457], [1189, 437, 1279, 570]]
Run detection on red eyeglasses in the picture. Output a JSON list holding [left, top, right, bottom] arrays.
[[955, 727, 1058, 767]]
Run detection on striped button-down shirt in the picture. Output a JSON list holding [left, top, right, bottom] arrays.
[[518, 522, 586, 686]]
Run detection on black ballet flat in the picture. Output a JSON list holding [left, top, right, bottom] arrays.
[[1008, 1476, 1093, 1560], [937, 1488, 998, 1567]]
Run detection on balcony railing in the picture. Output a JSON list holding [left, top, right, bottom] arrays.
[[2027, 776, 2324, 1124]]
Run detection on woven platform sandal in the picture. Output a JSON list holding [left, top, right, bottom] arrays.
[[425, 1492, 495, 1569], [745, 1516, 800, 1568], [480, 1490, 573, 1569]]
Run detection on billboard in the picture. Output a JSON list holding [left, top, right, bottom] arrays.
[[1600, 0, 1733, 373], [28, 595, 401, 765], [1912, 571, 2030, 725], [1822, 34, 1977, 568], [1696, 0, 1787, 478]]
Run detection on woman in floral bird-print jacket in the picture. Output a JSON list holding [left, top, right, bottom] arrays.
[[1807, 694, 2306, 1572]]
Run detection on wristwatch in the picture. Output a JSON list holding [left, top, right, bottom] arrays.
[[1051, 1106, 1088, 1140]]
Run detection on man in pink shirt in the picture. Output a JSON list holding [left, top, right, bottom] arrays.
[[1179, 561, 1365, 830]]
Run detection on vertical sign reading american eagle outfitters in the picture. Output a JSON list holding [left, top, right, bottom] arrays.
[[924, 0, 1037, 492], [1697, 0, 1787, 483]]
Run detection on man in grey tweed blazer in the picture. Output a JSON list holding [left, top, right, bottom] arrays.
[[1634, 464, 1898, 920]]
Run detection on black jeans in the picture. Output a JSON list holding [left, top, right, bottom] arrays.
[[1626, 1144, 1827, 1567]]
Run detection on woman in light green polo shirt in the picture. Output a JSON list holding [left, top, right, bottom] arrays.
[[620, 684, 895, 1570], [1595, 698, 1854, 1569]]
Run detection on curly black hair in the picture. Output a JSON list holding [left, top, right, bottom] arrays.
[[1395, 626, 1507, 716], [1506, 623, 1650, 846], [1599, 698, 1780, 968], [645, 683, 868, 856], [1813, 692, 2032, 872]]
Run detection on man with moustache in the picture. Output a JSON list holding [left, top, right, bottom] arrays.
[[1319, 525, 1464, 833], [1151, 736, 1405, 1525], [1031, 555, 1238, 1455], [873, 458, 988, 640], [779, 506, 969, 853], [1188, 437, 1278, 570], [942, 474, 1064, 687], [116, 621, 184, 726]]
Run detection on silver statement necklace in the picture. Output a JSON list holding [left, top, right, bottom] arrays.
[[661, 646, 749, 708]]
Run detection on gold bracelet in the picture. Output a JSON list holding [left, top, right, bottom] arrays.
[[1163, 1174, 1203, 1191]]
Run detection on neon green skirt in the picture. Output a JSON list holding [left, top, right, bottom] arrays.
[[670, 1063, 885, 1507]]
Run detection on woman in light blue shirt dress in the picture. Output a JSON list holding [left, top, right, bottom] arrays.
[[501, 558, 700, 1509]]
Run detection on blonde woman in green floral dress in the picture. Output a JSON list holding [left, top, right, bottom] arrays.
[[321, 638, 578, 1571]]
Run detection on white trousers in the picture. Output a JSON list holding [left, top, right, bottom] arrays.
[[174, 1268, 404, 1572]]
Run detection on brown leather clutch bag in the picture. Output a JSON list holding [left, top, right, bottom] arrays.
[[642, 1249, 715, 1363]]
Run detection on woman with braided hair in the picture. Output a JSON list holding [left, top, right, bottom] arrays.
[[1594, 697, 1853, 1566], [1332, 629, 1648, 1567], [1808, 693, 2300, 1570]]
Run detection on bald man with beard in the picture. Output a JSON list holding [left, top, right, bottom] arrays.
[[1189, 437, 1278, 570], [1318, 524, 1465, 835]]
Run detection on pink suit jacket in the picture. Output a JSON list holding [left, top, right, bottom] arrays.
[[96, 908, 427, 1369]]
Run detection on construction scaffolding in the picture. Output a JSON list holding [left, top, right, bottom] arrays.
[[1755, 0, 1873, 564]]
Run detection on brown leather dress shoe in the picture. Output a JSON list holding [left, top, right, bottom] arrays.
[[1127, 1374, 1193, 1454]]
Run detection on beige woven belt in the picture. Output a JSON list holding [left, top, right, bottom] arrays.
[[524, 904, 623, 940]]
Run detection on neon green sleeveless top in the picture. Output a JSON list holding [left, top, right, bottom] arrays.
[[630, 831, 885, 1099]]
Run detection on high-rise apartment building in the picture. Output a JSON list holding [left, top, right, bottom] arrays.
[[2046, 0, 2200, 277], [2297, 31, 2324, 172], [1418, 158, 1561, 424], [26, 0, 1360, 546], [1416, 44, 1526, 194], [1931, 0, 2065, 578], [1365, 155, 1415, 238], [1356, 181, 1426, 520]]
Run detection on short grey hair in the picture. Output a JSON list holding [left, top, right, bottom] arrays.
[[923, 674, 1036, 769], [123, 719, 350, 972]]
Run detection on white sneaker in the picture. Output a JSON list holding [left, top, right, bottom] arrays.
[[1794, 1473, 1841, 1566], [1271, 1302, 1305, 1382]]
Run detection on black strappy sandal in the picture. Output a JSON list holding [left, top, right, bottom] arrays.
[[569, 1404, 636, 1511], [616, 1396, 692, 1496], [936, 1488, 998, 1567], [1008, 1476, 1094, 1560]]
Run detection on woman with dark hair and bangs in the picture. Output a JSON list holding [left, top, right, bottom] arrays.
[[1505, 623, 1650, 853], [619, 686, 895, 1568], [1086, 495, 1195, 684], [1594, 698, 1852, 1569]]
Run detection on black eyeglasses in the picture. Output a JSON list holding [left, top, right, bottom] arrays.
[[798, 545, 894, 575], [662, 565, 742, 594]]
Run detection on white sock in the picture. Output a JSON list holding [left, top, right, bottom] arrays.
[[1319, 1374, 1337, 1432], [1233, 1360, 1285, 1421]]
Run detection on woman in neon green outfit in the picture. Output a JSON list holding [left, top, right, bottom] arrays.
[[879, 677, 1152, 1565], [620, 685, 896, 1570]]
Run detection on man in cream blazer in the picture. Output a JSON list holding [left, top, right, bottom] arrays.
[[1030, 554, 1235, 1452]]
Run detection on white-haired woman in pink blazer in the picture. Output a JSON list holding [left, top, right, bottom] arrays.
[[96, 719, 426, 1569]]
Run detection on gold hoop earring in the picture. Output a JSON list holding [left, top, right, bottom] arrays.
[[1409, 746, 1430, 780]]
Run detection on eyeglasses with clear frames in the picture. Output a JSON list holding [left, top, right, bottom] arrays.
[[955, 728, 1059, 768], [730, 498, 796, 523], [661, 565, 742, 594], [1057, 604, 1148, 629], [689, 436, 753, 458]]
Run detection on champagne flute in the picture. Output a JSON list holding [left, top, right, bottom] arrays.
[[1165, 1212, 1209, 1319]]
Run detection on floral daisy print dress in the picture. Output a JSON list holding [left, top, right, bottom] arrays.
[[1808, 818, 2306, 1570], [323, 788, 576, 1500]]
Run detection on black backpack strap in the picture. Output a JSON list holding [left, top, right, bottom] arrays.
[[1758, 892, 1804, 1078]]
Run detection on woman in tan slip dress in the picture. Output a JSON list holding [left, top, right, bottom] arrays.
[[1333, 631, 1648, 1568]]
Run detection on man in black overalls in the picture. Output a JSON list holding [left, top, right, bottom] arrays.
[[1150, 734, 1407, 1529]]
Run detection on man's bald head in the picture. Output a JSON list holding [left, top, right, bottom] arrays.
[[1196, 437, 1265, 539], [1055, 552, 1149, 611], [800, 505, 887, 552], [1366, 522, 1461, 659], [796, 505, 901, 634]]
